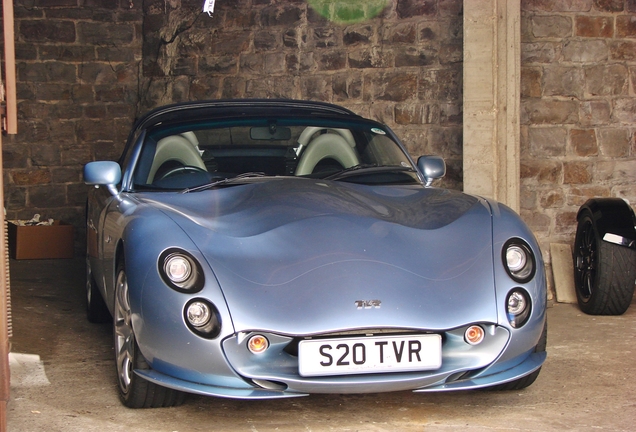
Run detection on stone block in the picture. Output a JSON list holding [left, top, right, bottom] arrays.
[[598, 128, 630, 157], [18, 62, 77, 84], [439, 44, 462, 64], [264, 52, 288, 74], [523, 0, 593, 12], [617, 15, 636, 38], [259, 4, 303, 27], [35, 83, 73, 101], [364, 71, 418, 102], [313, 27, 340, 48], [593, 0, 624, 12], [348, 48, 393, 69], [629, 0, 636, 12], [40, 45, 96, 62], [543, 66, 584, 98], [332, 73, 362, 101], [51, 167, 81, 184], [395, 104, 423, 125], [612, 98, 636, 123], [570, 129, 598, 157], [521, 42, 560, 64], [554, 211, 578, 235], [12, 170, 52, 186], [396, 0, 437, 18], [540, 189, 565, 209], [566, 186, 611, 206], [521, 99, 579, 125], [562, 40, 608, 62], [520, 160, 562, 184], [301, 75, 332, 101], [585, 64, 629, 96], [564, 161, 592, 184], [60, 147, 91, 166], [189, 78, 221, 100], [532, 15, 572, 38], [395, 47, 437, 67], [343, 25, 373, 45], [221, 77, 247, 99], [579, 100, 611, 126], [200, 55, 237, 75], [245, 77, 296, 99], [380, 23, 416, 44], [28, 185, 67, 208], [528, 127, 567, 157], [610, 41, 636, 61], [521, 67, 542, 98], [419, 67, 462, 102], [575, 15, 613, 37], [77, 22, 134, 45], [317, 50, 347, 71], [254, 30, 280, 51], [20, 19, 76, 43]]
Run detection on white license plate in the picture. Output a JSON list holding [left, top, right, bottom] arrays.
[[298, 334, 442, 377]]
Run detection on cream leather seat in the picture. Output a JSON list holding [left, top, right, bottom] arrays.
[[295, 133, 359, 176], [147, 135, 207, 183]]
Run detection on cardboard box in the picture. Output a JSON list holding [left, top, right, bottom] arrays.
[[8, 221, 75, 260]]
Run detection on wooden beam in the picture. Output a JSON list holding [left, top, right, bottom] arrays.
[[3, 0, 17, 134]]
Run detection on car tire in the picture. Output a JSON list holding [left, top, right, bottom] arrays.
[[573, 209, 636, 315], [488, 319, 546, 391], [86, 265, 110, 323], [114, 258, 186, 408]]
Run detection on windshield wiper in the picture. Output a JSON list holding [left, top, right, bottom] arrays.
[[181, 172, 267, 193], [323, 164, 416, 181]]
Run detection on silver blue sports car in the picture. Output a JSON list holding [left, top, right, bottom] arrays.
[[84, 99, 547, 408]]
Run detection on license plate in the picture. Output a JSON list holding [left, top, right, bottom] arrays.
[[298, 334, 442, 377]]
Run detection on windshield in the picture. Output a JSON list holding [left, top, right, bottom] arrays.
[[131, 118, 419, 191]]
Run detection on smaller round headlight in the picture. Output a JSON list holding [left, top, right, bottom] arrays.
[[183, 299, 221, 339], [186, 301, 211, 327], [165, 255, 192, 284], [506, 289, 531, 328]]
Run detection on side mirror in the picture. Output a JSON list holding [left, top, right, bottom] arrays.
[[84, 161, 122, 196], [417, 155, 446, 187]]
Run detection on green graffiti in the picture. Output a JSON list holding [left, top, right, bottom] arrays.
[[307, 0, 389, 24]]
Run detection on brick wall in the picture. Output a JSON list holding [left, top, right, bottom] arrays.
[[3, 0, 142, 234], [520, 0, 636, 258]]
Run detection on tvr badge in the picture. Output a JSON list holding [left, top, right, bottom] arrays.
[[355, 300, 381, 309]]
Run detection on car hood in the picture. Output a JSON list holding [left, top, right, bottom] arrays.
[[144, 178, 496, 334]]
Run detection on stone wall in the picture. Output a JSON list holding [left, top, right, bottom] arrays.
[[2, 1, 142, 233], [520, 0, 636, 259]]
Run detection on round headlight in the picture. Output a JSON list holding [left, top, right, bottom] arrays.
[[502, 239, 536, 283], [186, 301, 211, 327], [165, 255, 192, 283], [183, 299, 221, 339], [159, 249, 204, 293], [506, 246, 527, 272], [506, 289, 531, 328]]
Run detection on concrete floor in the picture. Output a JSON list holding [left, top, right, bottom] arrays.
[[5, 258, 636, 431]]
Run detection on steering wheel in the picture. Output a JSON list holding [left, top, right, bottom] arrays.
[[157, 165, 208, 181]]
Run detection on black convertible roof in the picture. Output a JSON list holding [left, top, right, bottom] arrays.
[[134, 99, 362, 132]]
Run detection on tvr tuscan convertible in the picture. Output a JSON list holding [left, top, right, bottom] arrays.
[[84, 99, 547, 408]]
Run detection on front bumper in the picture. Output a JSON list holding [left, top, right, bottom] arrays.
[[133, 323, 544, 399]]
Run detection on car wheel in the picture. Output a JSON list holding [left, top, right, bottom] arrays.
[[573, 209, 636, 315], [488, 319, 546, 391], [114, 258, 186, 408], [86, 264, 110, 323]]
